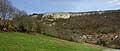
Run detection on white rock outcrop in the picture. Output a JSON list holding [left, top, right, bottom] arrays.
[[42, 13, 70, 19]]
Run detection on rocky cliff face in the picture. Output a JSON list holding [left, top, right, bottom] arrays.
[[42, 13, 70, 19]]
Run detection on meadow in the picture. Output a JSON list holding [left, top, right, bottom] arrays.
[[0, 32, 103, 51]]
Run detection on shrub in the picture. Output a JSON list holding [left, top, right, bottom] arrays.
[[96, 39, 106, 46], [114, 34, 120, 45]]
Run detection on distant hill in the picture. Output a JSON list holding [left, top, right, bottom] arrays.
[[14, 9, 120, 48]]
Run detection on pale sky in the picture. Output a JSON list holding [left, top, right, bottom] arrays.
[[10, 0, 120, 14]]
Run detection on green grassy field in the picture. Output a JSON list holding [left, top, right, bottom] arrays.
[[0, 32, 103, 51]]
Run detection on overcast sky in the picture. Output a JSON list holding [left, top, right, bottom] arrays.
[[10, 0, 120, 14]]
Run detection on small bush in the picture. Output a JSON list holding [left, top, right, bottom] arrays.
[[96, 39, 106, 46], [114, 34, 120, 45]]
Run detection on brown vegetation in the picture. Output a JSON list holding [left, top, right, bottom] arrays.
[[1, 7, 120, 48]]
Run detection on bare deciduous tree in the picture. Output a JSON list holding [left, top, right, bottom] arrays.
[[0, 0, 27, 20]]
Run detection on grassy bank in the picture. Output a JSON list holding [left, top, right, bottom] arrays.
[[0, 32, 103, 51]]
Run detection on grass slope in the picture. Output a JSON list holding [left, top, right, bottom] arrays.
[[0, 32, 103, 51]]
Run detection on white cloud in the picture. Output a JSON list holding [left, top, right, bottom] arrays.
[[112, 2, 120, 5], [107, 0, 120, 6], [108, 0, 119, 3]]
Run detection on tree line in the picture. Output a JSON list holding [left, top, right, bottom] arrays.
[[0, 0, 27, 31], [0, 0, 27, 20]]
